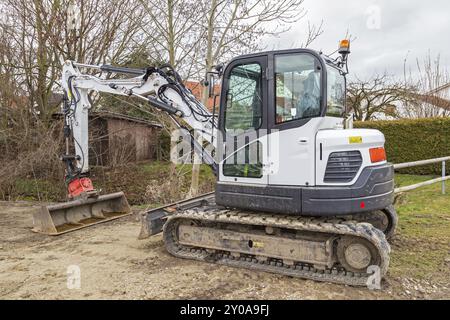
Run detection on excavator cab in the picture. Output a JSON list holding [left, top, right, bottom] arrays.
[[141, 46, 396, 286], [212, 47, 396, 233]]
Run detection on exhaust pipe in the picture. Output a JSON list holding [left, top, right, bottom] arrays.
[[32, 192, 131, 235]]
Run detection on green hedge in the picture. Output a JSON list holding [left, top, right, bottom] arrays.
[[354, 118, 450, 175]]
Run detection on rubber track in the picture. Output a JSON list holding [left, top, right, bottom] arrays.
[[163, 207, 391, 287], [344, 205, 398, 240]]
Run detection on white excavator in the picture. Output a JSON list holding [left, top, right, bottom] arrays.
[[33, 40, 398, 286]]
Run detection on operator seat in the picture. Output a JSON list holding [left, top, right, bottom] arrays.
[[298, 71, 321, 118]]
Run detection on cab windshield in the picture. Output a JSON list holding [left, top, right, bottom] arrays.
[[326, 65, 346, 117]]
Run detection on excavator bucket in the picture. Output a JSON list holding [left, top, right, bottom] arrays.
[[32, 192, 132, 235]]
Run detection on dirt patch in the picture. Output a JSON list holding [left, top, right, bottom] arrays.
[[0, 201, 448, 300]]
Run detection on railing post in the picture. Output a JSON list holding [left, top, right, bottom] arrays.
[[443, 161, 446, 195]]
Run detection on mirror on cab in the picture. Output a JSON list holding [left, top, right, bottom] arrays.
[[203, 64, 224, 98]]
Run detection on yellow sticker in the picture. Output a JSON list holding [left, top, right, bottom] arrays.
[[349, 136, 363, 144], [252, 241, 265, 248]]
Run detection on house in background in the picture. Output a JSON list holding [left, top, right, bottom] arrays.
[[414, 83, 450, 110], [430, 83, 450, 96], [372, 82, 450, 120], [184, 80, 221, 112]]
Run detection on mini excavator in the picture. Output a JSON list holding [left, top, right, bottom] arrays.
[[33, 40, 397, 286]]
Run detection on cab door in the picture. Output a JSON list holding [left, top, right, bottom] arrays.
[[267, 51, 326, 187], [218, 56, 269, 186]]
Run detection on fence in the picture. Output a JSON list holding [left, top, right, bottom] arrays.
[[394, 156, 450, 194]]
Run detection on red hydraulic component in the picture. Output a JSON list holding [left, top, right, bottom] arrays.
[[68, 177, 95, 199]]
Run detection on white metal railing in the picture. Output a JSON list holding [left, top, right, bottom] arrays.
[[394, 156, 450, 194]]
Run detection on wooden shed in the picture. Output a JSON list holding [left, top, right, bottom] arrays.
[[87, 111, 163, 167]]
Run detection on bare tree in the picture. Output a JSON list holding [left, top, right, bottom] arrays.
[[0, 0, 145, 123], [401, 53, 450, 118], [136, 0, 205, 77], [347, 74, 411, 121], [0, 0, 147, 199]]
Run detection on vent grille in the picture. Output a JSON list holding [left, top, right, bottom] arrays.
[[324, 151, 362, 183]]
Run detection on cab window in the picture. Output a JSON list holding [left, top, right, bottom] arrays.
[[223, 141, 263, 178], [275, 54, 322, 124], [326, 65, 346, 117], [224, 63, 262, 132]]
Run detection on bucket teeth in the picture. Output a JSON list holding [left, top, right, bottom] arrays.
[[32, 192, 131, 235]]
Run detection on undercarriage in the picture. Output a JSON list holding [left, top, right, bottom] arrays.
[[139, 193, 397, 287]]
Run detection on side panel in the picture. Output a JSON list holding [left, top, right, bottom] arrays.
[[216, 164, 394, 216], [316, 128, 387, 186], [215, 183, 302, 213]]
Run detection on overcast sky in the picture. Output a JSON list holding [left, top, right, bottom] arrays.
[[265, 0, 450, 81]]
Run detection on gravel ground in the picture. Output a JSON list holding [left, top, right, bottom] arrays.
[[0, 201, 448, 300]]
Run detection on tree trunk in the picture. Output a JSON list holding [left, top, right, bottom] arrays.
[[187, 0, 217, 199], [167, 0, 176, 66]]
